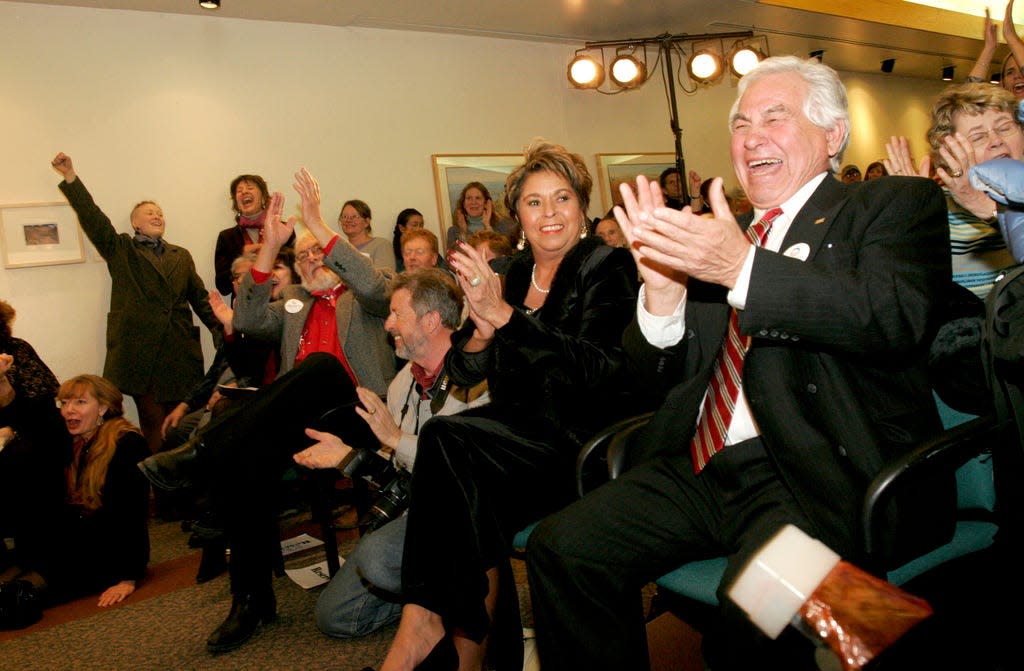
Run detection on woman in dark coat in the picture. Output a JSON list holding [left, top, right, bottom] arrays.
[[377, 141, 641, 671]]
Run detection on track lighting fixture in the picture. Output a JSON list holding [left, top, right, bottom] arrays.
[[942, 65, 954, 81], [881, 58, 895, 73], [609, 49, 646, 89], [688, 49, 723, 84], [564, 30, 768, 93], [567, 52, 605, 89], [730, 43, 765, 78], [199, 0, 220, 9]]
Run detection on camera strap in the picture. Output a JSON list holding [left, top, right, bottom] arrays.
[[398, 369, 454, 436]]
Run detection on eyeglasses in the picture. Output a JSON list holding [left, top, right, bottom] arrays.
[[403, 248, 433, 257], [340, 215, 364, 223], [965, 123, 1022, 148], [297, 245, 324, 262]]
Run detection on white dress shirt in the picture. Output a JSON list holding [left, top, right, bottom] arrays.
[[637, 172, 828, 446]]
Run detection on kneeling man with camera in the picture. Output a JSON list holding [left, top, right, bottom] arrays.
[[294, 268, 488, 639]]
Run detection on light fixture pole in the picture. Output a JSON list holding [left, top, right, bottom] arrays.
[[659, 35, 688, 199], [571, 31, 754, 201]]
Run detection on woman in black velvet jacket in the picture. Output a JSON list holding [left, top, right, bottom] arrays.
[[377, 141, 641, 671]]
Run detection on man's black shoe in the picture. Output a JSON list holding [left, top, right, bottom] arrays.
[[137, 438, 203, 491]]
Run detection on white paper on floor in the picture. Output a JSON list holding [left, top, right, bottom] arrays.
[[280, 533, 325, 556], [285, 556, 346, 589]]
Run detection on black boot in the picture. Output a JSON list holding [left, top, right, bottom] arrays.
[[137, 437, 205, 491], [205, 590, 276, 652], [195, 540, 229, 584]]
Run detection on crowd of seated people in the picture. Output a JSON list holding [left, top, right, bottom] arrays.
[[7, 35, 1024, 671]]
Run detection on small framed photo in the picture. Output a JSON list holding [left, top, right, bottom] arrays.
[[1, 202, 85, 269], [596, 153, 677, 214], [431, 154, 521, 243]]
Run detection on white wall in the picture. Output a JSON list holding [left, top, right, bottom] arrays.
[[0, 1, 947, 412]]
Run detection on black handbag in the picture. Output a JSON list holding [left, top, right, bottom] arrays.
[[0, 579, 42, 630]]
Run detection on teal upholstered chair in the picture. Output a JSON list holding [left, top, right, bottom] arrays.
[[511, 412, 656, 555], [607, 394, 1004, 609]]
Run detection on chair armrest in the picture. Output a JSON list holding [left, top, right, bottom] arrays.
[[575, 411, 654, 498], [861, 414, 1003, 559]]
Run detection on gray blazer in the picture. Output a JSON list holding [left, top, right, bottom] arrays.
[[233, 236, 396, 396]]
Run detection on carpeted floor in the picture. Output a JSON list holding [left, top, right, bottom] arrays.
[[0, 502, 542, 671]]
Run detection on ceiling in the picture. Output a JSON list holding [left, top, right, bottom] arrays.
[[12, 0, 1005, 81]]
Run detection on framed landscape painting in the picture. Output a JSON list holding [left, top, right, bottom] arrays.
[[596, 153, 677, 214], [1, 202, 85, 268], [431, 154, 520, 242]]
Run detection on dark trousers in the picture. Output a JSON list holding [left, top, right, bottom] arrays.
[[196, 353, 377, 596], [401, 405, 579, 670], [526, 438, 817, 671]]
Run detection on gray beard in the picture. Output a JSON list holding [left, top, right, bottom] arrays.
[[302, 267, 342, 293]]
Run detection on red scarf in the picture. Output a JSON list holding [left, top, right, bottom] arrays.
[[411, 360, 444, 400], [295, 284, 358, 386], [238, 210, 267, 229]]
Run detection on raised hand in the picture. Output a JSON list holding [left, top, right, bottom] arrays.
[[51, 152, 77, 182], [614, 176, 687, 311], [617, 175, 749, 313], [261, 191, 296, 252], [446, 240, 509, 336], [936, 132, 998, 218], [883, 136, 930, 178], [292, 168, 328, 237], [1005, 0, 1020, 45]]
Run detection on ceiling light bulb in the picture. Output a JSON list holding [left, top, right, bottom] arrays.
[[199, 0, 220, 9], [610, 55, 645, 88], [689, 51, 722, 82], [568, 55, 604, 88], [731, 47, 762, 77]]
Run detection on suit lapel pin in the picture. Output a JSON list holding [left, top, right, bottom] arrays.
[[814, 217, 825, 225]]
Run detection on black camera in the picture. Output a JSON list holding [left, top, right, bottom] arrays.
[[340, 447, 411, 534]]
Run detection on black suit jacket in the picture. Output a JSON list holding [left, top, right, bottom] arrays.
[[626, 175, 953, 565]]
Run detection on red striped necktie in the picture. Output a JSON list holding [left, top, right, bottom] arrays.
[[689, 207, 782, 473]]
